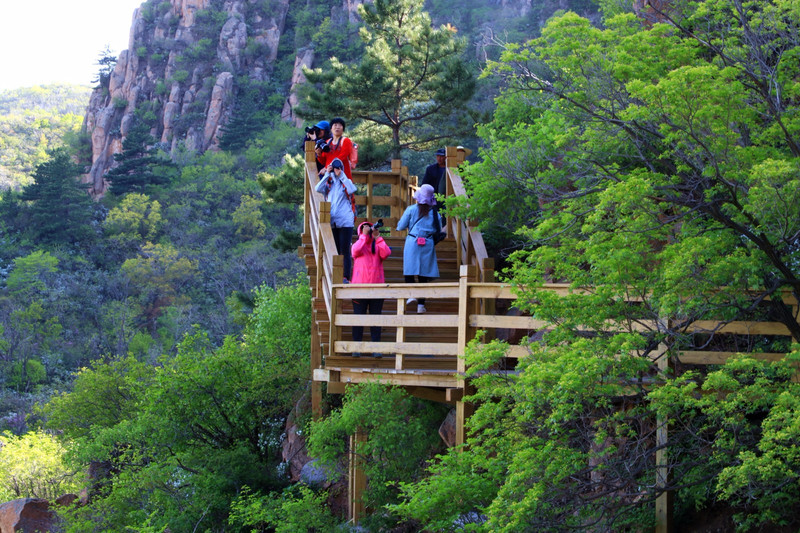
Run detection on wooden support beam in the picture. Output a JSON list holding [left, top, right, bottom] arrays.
[[348, 430, 367, 524], [395, 297, 406, 369], [455, 399, 473, 447], [327, 382, 348, 395], [313, 368, 341, 382], [655, 337, 673, 533], [311, 320, 323, 418], [405, 386, 451, 404], [445, 388, 463, 402]]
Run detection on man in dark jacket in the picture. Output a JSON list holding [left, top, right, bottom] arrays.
[[421, 148, 447, 211]]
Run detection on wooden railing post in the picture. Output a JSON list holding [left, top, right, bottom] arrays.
[[365, 171, 373, 221], [330, 257, 344, 359], [304, 141, 315, 235], [456, 264, 478, 446], [395, 294, 407, 370], [481, 258, 496, 340], [316, 202, 331, 299]]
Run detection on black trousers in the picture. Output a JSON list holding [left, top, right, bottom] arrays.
[[331, 225, 353, 280], [405, 275, 433, 305], [352, 298, 384, 342]]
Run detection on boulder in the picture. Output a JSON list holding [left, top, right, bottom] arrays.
[[439, 408, 457, 448], [0, 499, 54, 533], [281, 418, 310, 482]]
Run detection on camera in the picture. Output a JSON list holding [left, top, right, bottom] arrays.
[[315, 139, 331, 153], [372, 219, 384, 231]]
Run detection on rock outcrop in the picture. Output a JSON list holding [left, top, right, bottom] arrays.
[[83, 0, 292, 195], [0, 499, 54, 533], [281, 47, 314, 128]]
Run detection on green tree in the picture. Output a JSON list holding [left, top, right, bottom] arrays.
[[300, 0, 477, 158], [92, 46, 117, 89], [20, 149, 94, 245], [218, 82, 271, 152], [231, 195, 266, 240], [0, 430, 82, 502], [120, 242, 199, 330], [105, 121, 175, 195], [403, 1, 800, 529], [103, 193, 163, 242]]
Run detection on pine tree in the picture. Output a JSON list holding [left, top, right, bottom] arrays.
[[218, 83, 270, 152], [105, 122, 174, 196], [300, 0, 476, 158], [20, 149, 94, 245]]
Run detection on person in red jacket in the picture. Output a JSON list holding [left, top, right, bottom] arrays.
[[319, 117, 355, 179], [350, 220, 391, 357]]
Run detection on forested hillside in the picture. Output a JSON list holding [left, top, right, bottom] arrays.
[[4, 0, 800, 532], [0, 85, 90, 190]]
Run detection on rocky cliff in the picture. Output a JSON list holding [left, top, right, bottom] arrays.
[[83, 0, 296, 195]]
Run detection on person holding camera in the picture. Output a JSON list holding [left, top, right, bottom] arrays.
[[300, 120, 331, 150], [397, 184, 440, 314], [315, 158, 358, 282], [350, 219, 392, 357], [318, 117, 356, 179]]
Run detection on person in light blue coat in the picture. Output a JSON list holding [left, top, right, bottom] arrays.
[[397, 184, 440, 313], [315, 158, 358, 281]]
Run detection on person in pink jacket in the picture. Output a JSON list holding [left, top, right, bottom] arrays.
[[350, 220, 392, 357]]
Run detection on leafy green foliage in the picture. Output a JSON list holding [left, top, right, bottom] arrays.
[[406, 1, 800, 529], [218, 82, 273, 152], [103, 193, 163, 243], [0, 430, 82, 502], [228, 484, 341, 533], [395, 336, 657, 532], [308, 383, 447, 528], [0, 85, 89, 189], [650, 352, 800, 530], [42, 280, 311, 532]]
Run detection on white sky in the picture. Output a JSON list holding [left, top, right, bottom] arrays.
[[0, 0, 145, 90]]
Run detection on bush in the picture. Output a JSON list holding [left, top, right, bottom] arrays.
[[0, 430, 83, 502], [171, 70, 189, 84]]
